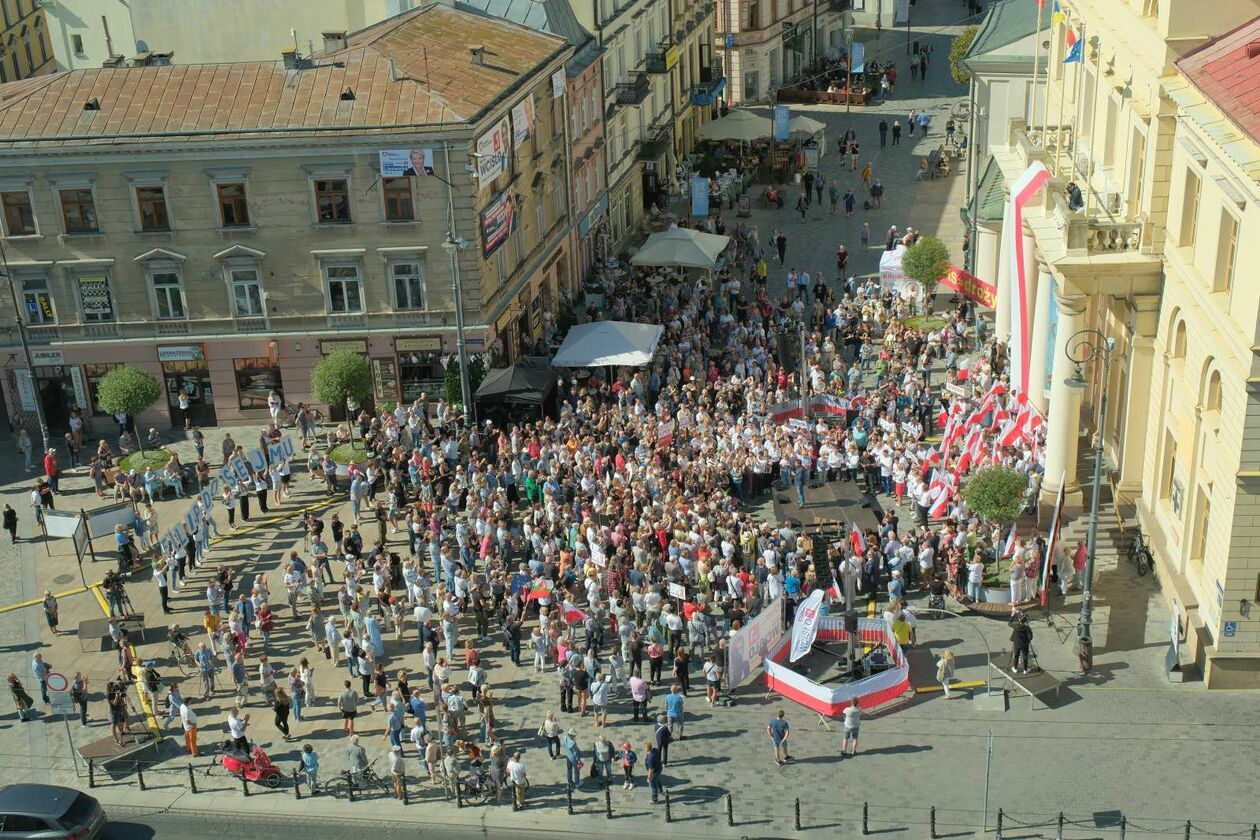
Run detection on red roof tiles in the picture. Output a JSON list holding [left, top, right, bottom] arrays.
[[1177, 16, 1260, 146]]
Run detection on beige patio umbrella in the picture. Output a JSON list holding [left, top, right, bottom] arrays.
[[789, 115, 827, 135], [697, 109, 773, 142]]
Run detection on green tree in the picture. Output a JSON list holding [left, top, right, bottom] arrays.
[[902, 235, 951, 311], [444, 355, 491, 408], [963, 466, 1029, 524], [95, 365, 163, 453], [950, 26, 978, 86], [312, 350, 371, 417]]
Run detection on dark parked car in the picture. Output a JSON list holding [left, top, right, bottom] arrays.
[[0, 785, 105, 839]]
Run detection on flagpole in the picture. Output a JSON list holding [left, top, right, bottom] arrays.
[[1029, 2, 1044, 131], [1052, 11, 1070, 178], [1071, 21, 1087, 188], [1083, 33, 1102, 217]]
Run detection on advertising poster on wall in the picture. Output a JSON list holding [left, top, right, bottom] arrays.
[[511, 95, 536, 145], [378, 148, 434, 176], [476, 117, 512, 182], [552, 69, 566, 98], [480, 190, 517, 256]]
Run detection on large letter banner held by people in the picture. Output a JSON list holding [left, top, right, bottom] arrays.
[[789, 590, 826, 663], [1005, 161, 1050, 395]]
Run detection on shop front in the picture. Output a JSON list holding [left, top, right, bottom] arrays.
[[393, 337, 444, 405], [232, 356, 284, 413], [158, 345, 217, 428], [28, 349, 88, 430], [576, 194, 609, 285]]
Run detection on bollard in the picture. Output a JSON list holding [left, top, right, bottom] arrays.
[[1251, 823, 1257, 840], [1185, 821, 1192, 840], [604, 785, 612, 819], [88, 759, 96, 789], [664, 789, 672, 823], [795, 798, 802, 832], [136, 765, 147, 792], [1057, 811, 1065, 840], [863, 801, 869, 835], [188, 764, 198, 794], [344, 771, 353, 803], [241, 773, 249, 797], [455, 778, 463, 808], [399, 773, 407, 805], [930, 806, 937, 839], [726, 792, 734, 827], [292, 769, 301, 800], [996, 809, 1004, 840], [566, 785, 574, 815], [1120, 816, 1127, 840]]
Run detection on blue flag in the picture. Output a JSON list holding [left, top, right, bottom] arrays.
[[1063, 40, 1082, 63]]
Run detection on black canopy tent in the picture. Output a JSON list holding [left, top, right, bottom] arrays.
[[473, 361, 558, 420]]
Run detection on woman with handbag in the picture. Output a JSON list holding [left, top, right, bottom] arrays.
[[539, 710, 561, 758]]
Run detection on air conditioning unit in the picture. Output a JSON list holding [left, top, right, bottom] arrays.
[[1105, 192, 1121, 214]]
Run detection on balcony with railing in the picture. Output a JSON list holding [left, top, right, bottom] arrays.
[[616, 72, 650, 106], [690, 65, 725, 106], [638, 125, 672, 160], [646, 40, 675, 74]]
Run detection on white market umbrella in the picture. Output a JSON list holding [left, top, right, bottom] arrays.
[[789, 115, 826, 135], [551, 321, 664, 368], [698, 109, 773, 142], [630, 226, 732, 269]]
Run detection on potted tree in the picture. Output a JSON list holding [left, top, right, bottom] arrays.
[[95, 365, 167, 473], [901, 235, 951, 313], [961, 465, 1031, 604], [311, 350, 372, 473]]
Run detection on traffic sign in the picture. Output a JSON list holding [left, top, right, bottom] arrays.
[[49, 690, 74, 716], [725, 34, 735, 47], [45, 672, 68, 692]]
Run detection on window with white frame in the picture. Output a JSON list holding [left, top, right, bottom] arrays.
[[149, 267, 186, 319], [324, 263, 363, 313], [21, 275, 54, 324], [76, 274, 114, 322], [229, 268, 265, 317], [391, 261, 426, 310]]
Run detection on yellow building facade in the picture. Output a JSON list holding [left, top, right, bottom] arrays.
[[0, 0, 54, 81]]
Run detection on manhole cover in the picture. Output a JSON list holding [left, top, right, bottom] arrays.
[[52, 574, 75, 585]]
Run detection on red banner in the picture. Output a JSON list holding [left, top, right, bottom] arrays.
[[939, 264, 997, 309]]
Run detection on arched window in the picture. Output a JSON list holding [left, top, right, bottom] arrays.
[[1204, 370, 1222, 414], [1170, 320, 1187, 360]]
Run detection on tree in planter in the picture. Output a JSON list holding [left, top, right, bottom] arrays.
[[901, 235, 951, 312], [443, 354, 491, 408], [962, 466, 1029, 525], [95, 365, 163, 454], [949, 26, 978, 86], [311, 351, 371, 437]]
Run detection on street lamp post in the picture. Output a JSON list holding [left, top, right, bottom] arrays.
[[0, 240, 53, 455], [441, 142, 475, 428], [1062, 328, 1115, 671]]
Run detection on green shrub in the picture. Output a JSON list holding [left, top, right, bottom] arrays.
[[963, 466, 1028, 523], [312, 351, 371, 410], [950, 26, 978, 85], [118, 449, 172, 473], [329, 441, 368, 465]]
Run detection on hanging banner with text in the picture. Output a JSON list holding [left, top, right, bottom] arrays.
[[939, 264, 998, 309]]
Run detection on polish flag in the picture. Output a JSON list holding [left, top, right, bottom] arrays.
[[936, 406, 949, 429], [990, 405, 1012, 432], [982, 382, 1008, 402], [564, 605, 589, 625], [957, 358, 972, 381], [849, 523, 867, 556], [920, 448, 941, 477], [1002, 525, 1018, 558], [929, 487, 952, 520]]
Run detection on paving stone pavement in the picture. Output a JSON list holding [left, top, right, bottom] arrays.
[[1, 13, 1257, 839]]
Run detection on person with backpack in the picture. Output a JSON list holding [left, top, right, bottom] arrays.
[[653, 713, 673, 765]]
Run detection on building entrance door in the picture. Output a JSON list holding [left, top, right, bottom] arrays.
[[162, 361, 217, 428]]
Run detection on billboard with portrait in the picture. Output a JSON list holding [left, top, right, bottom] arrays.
[[378, 148, 434, 177], [480, 190, 517, 256], [476, 117, 512, 182], [511, 95, 535, 145]]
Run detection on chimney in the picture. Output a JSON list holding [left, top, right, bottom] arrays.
[[469, 44, 485, 66], [322, 31, 347, 52], [282, 47, 299, 70], [388, 57, 400, 82], [1248, 40, 1260, 60]]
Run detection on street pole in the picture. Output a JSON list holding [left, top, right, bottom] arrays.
[[441, 142, 475, 427], [1064, 330, 1114, 667], [0, 240, 53, 455], [799, 322, 809, 419], [845, 28, 853, 116]]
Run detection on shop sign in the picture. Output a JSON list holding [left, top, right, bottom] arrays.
[[466, 336, 486, 350], [158, 345, 205, 363], [321, 339, 368, 355], [14, 369, 35, 411], [396, 337, 443, 353], [69, 367, 88, 411], [31, 349, 65, 365], [578, 194, 609, 238], [372, 357, 399, 402]]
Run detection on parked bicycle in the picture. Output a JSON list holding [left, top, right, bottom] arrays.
[[324, 761, 391, 799], [1128, 529, 1153, 577]]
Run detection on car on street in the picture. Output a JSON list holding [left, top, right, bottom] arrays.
[[0, 785, 106, 839]]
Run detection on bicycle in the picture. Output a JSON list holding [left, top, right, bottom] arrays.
[[284, 403, 326, 429], [1128, 529, 1153, 577], [168, 641, 197, 676], [324, 762, 392, 799]]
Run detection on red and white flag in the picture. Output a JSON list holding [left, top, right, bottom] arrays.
[[849, 523, 867, 556], [1002, 525, 1018, 558], [929, 486, 952, 519]]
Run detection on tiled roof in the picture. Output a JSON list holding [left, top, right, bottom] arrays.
[[0, 4, 567, 147], [1177, 15, 1260, 147]]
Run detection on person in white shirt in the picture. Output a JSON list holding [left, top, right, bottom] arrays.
[[506, 751, 529, 810], [179, 701, 198, 756], [227, 706, 250, 751], [267, 391, 282, 425]]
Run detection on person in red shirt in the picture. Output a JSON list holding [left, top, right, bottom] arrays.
[[43, 449, 60, 495]]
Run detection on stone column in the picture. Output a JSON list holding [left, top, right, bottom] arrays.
[[1041, 289, 1088, 506], [974, 221, 1000, 301], [995, 203, 1013, 344], [1117, 296, 1160, 495], [1015, 221, 1040, 392], [1026, 264, 1055, 415]]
